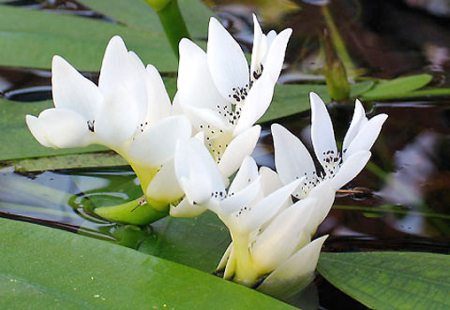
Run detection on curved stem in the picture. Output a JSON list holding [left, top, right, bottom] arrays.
[[155, 0, 191, 58]]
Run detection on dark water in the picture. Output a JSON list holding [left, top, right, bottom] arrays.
[[1, 0, 449, 309]]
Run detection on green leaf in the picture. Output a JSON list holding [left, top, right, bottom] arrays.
[[0, 217, 293, 309], [139, 211, 231, 273], [78, 0, 214, 39], [318, 252, 450, 309], [349, 81, 374, 98], [361, 74, 433, 100], [259, 82, 373, 123], [365, 87, 450, 100], [0, 5, 176, 72], [259, 84, 329, 123]]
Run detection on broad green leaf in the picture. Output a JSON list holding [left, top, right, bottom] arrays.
[[139, 211, 231, 273], [361, 74, 433, 100], [78, 0, 215, 38], [259, 82, 372, 123], [259, 84, 329, 123], [0, 5, 177, 72], [349, 80, 374, 98], [364, 87, 450, 100], [318, 252, 450, 310], [0, 217, 293, 309]]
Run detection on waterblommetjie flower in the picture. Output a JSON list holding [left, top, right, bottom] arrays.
[[172, 16, 291, 217], [26, 36, 192, 221], [176, 15, 292, 175], [174, 137, 329, 293], [273, 92, 388, 199]]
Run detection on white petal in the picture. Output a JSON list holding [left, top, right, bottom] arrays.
[[343, 113, 388, 161], [144, 64, 172, 125], [223, 245, 236, 280], [218, 125, 261, 177], [26, 115, 56, 148], [178, 39, 230, 112], [207, 18, 250, 104], [259, 167, 283, 196], [128, 115, 191, 167], [169, 197, 207, 218], [301, 181, 336, 234], [228, 156, 259, 194], [310, 92, 337, 168], [258, 235, 328, 294], [146, 159, 184, 204], [238, 179, 301, 232], [174, 138, 225, 205], [342, 99, 367, 152], [187, 106, 232, 131], [217, 242, 233, 271], [250, 14, 267, 81], [234, 75, 275, 136], [51, 56, 102, 119], [98, 36, 145, 102], [28, 108, 92, 148], [252, 200, 314, 273], [331, 151, 371, 190], [171, 92, 183, 116], [96, 36, 147, 146], [262, 28, 292, 83], [272, 123, 316, 185], [219, 176, 262, 216]]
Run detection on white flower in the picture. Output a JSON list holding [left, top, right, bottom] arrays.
[[272, 92, 388, 199], [26, 36, 192, 210], [176, 15, 292, 173], [174, 137, 331, 291]]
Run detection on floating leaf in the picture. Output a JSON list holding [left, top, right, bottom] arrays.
[[259, 84, 329, 123], [367, 87, 450, 100], [0, 217, 293, 309], [259, 82, 373, 123], [0, 5, 175, 71], [349, 81, 374, 98], [318, 252, 450, 309], [361, 74, 433, 100], [78, 0, 214, 39]]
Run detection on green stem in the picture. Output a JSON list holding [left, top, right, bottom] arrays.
[[147, 0, 191, 58], [321, 5, 356, 78]]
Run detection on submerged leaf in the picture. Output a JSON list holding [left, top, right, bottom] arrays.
[[318, 251, 450, 309]]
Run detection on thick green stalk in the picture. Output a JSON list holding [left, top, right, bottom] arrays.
[[145, 0, 191, 58]]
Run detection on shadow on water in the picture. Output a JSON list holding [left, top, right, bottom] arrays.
[[0, 0, 449, 309]]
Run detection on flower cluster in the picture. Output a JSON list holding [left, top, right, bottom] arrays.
[[26, 14, 387, 293]]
